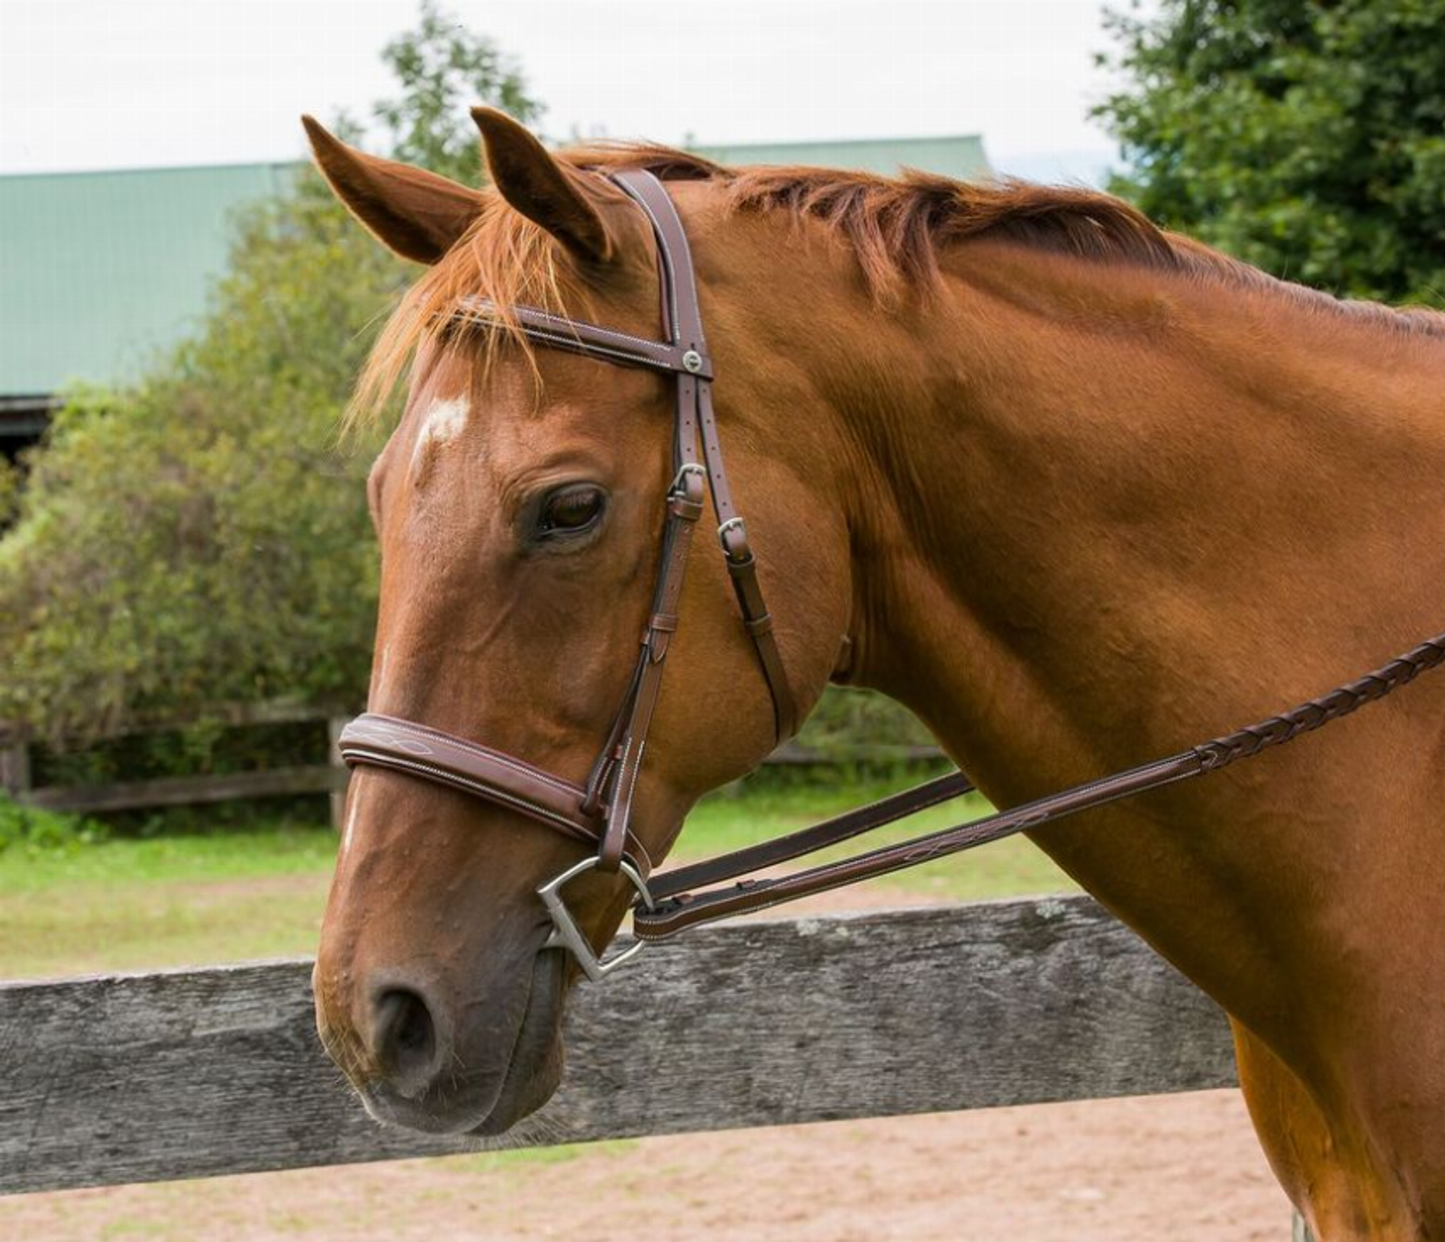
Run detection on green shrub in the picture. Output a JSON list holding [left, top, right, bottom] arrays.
[[0, 795, 108, 855], [0, 3, 543, 745], [0, 189, 395, 742], [797, 685, 936, 760]]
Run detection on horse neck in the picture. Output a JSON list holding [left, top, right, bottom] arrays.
[[810, 235, 1445, 1019], [826, 237, 1445, 786]]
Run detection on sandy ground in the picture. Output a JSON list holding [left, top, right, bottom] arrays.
[[2, 1090, 1292, 1241]]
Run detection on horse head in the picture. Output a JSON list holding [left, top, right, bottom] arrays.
[[306, 110, 852, 1134]]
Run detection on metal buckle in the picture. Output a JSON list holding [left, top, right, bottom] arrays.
[[717, 516, 749, 559], [538, 855, 654, 983], [670, 462, 705, 498]]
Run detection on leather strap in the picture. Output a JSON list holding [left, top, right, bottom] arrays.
[[699, 381, 798, 738], [611, 172, 798, 740], [337, 714, 652, 872], [452, 300, 714, 379], [636, 753, 1198, 938], [610, 170, 707, 357], [595, 470, 705, 869], [647, 769, 975, 900]]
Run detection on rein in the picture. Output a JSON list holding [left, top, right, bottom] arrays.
[[340, 168, 1445, 982]]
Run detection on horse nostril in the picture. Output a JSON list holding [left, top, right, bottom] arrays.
[[372, 987, 441, 1096]]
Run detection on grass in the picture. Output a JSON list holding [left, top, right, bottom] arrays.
[[0, 769, 1074, 981], [678, 773, 1072, 902], [0, 826, 337, 981]]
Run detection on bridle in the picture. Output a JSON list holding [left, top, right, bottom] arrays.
[[340, 168, 798, 978], [340, 168, 1445, 983]]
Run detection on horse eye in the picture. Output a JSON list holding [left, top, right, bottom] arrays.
[[538, 485, 606, 536]]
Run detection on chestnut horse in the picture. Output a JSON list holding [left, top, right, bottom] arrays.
[[304, 110, 1445, 1240]]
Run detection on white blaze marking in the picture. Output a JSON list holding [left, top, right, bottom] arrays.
[[411, 396, 471, 471]]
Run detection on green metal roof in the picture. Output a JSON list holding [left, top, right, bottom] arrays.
[[694, 134, 989, 181], [0, 136, 987, 399], [0, 162, 295, 398]]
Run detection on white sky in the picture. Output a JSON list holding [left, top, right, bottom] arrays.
[[0, 0, 1136, 182]]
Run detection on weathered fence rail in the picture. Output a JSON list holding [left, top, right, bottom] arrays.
[[0, 895, 1241, 1196], [0, 700, 355, 828]]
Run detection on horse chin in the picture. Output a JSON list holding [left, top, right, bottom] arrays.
[[465, 947, 569, 1136]]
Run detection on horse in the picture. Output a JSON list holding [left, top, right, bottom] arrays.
[[302, 109, 1445, 1241]]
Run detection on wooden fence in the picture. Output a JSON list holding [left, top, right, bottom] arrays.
[[0, 700, 355, 828], [0, 893, 1308, 1237], [0, 702, 942, 830]]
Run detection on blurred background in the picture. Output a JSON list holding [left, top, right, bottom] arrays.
[[1, 1, 1440, 1238]]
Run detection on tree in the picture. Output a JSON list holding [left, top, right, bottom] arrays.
[[1095, 0, 1445, 306], [372, 0, 541, 182], [0, 184, 395, 737], [0, 4, 538, 740]]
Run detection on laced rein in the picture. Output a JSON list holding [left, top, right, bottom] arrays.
[[340, 168, 1445, 979]]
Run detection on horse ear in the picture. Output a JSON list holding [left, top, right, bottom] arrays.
[[302, 115, 483, 265], [471, 108, 612, 263]]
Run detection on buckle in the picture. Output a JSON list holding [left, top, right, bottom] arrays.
[[670, 463, 705, 500], [538, 855, 654, 983], [668, 464, 706, 521], [717, 516, 750, 562]]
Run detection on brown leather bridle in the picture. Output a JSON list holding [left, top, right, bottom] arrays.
[[341, 168, 800, 978], [340, 168, 1445, 982]]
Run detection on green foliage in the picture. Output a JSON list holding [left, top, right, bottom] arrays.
[[0, 182, 398, 738], [0, 4, 540, 743], [0, 455, 20, 527], [0, 794, 107, 856], [32, 719, 325, 788], [795, 685, 937, 761], [373, 0, 542, 182], [1096, 0, 1445, 305]]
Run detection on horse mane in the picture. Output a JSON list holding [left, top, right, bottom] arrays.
[[584, 144, 1193, 290], [353, 142, 1445, 423]]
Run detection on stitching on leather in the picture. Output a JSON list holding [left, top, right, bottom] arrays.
[[350, 716, 585, 800], [350, 745, 651, 865], [612, 173, 702, 350], [618, 739, 647, 825], [344, 749, 591, 838]]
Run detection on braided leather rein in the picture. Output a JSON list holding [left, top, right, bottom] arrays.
[[339, 168, 1445, 978]]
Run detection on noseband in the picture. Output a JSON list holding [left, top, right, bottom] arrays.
[[341, 169, 1445, 982]]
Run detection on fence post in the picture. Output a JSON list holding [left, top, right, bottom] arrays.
[[326, 716, 349, 831], [0, 733, 32, 800]]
